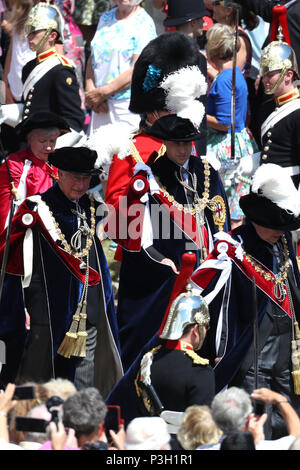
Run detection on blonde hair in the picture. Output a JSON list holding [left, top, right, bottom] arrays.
[[177, 405, 222, 450], [39, 378, 77, 402], [206, 23, 241, 63]]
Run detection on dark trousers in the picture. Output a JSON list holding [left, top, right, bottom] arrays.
[[232, 313, 300, 439], [74, 321, 98, 390]]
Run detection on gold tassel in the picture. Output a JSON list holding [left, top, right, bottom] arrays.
[[72, 301, 88, 358], [291, 339, 300, 395], [294, 321, 300, 360], [57, 307, 81, 358]]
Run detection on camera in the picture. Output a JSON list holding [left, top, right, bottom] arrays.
[[15, 395, 64, 433]]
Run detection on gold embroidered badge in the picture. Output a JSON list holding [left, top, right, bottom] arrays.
[[211, 195, 226, 231], [66, 77, 72, 85]]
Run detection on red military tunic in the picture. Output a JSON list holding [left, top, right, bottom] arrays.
[[105, 129, 165, 208], [0, 148, 57, 232]]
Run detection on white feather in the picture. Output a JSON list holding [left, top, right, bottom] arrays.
[[83, 123, 133, 168], [252, 163, 300, 216], [160, 66, 207, 127]]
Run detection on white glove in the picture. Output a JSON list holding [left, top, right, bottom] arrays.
[[0, 103, 24, 127], [133, 162, 159, 195], [236, 152, 261, 177]]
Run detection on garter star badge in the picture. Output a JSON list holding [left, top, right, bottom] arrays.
[[211, 195, 226, 231]]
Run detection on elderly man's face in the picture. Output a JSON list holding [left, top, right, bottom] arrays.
[[58, 170, 91, 201], [27, 128, 59, 161]]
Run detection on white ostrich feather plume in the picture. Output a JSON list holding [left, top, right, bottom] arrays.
[[252, 163, 300, 217], [160, 66, 207, 127], [83, 123, 133, 168]]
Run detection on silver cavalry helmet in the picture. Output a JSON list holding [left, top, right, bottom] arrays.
[[25, 1, 65, 50], [260, 26, 299, 94], [159, 283, 210, 347]]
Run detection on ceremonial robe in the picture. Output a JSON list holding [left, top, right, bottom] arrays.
[[106, 153, 230, 371], [191, 223, 300, 436], [0, 184, 123, 398]]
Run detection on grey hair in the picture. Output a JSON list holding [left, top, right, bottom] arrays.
[[206, 23, 241, 62], [24, 404, 52, 444], [211, 387, 253, 434], [62, 387, 107, 438]]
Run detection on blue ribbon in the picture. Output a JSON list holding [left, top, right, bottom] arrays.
[[142, 64, 162, 92]]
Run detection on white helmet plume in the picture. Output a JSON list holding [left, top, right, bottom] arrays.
[[252, 163, 300, 217], [159, 66, 207, 128], [83, 124, 133, 167]]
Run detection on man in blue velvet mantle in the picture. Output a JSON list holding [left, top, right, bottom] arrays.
[[191, 163, 300, 439], [105, 114, 230, 372], [0, 147, 123, 399]]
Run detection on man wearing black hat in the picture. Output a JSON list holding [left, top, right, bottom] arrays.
[[163, 0, 209, 39], [105, 31, 208, 210], [106, 114, 230, 371], [0, 147, 123, 398], [0, 112, 70, 233], [191, 163, 300, 439]]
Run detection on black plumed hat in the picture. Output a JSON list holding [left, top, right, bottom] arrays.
[[48, 147, 101, 175], [145, 114, 201, 142], [129, 32, 202, 114], [240, 193, 300, 231], [239, 163, 300, 231], [164, 0, 208, 27], [15, 112, 70, 142]]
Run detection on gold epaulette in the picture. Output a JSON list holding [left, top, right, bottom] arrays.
[[130, 138, 166, 164], [57, 54, 73, 67], [184, 349, 209, 365]]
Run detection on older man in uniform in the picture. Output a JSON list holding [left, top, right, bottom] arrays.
[[191, 163, 300, 439], [0, 147, 122, 399]]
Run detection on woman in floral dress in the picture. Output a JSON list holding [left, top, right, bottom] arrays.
[[205, 23, 258, 228]]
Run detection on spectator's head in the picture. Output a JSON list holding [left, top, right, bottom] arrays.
[[124, 417, 171, 450], [62, 388, 107, 445], [23, 404, 52, 444], [163, 0, 208, 36], [40, 378, 77, 402], [220, 431, 256, 450], [212, 1, 258, 30], [177, 405, 222, 450], [206, 23, 240, 63], [211, 387, 253, 434]]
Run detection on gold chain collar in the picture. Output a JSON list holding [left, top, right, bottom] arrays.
[[242, 235, 290, 302], [48, 195, 96, 259], [155, 159, 219, 216]]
